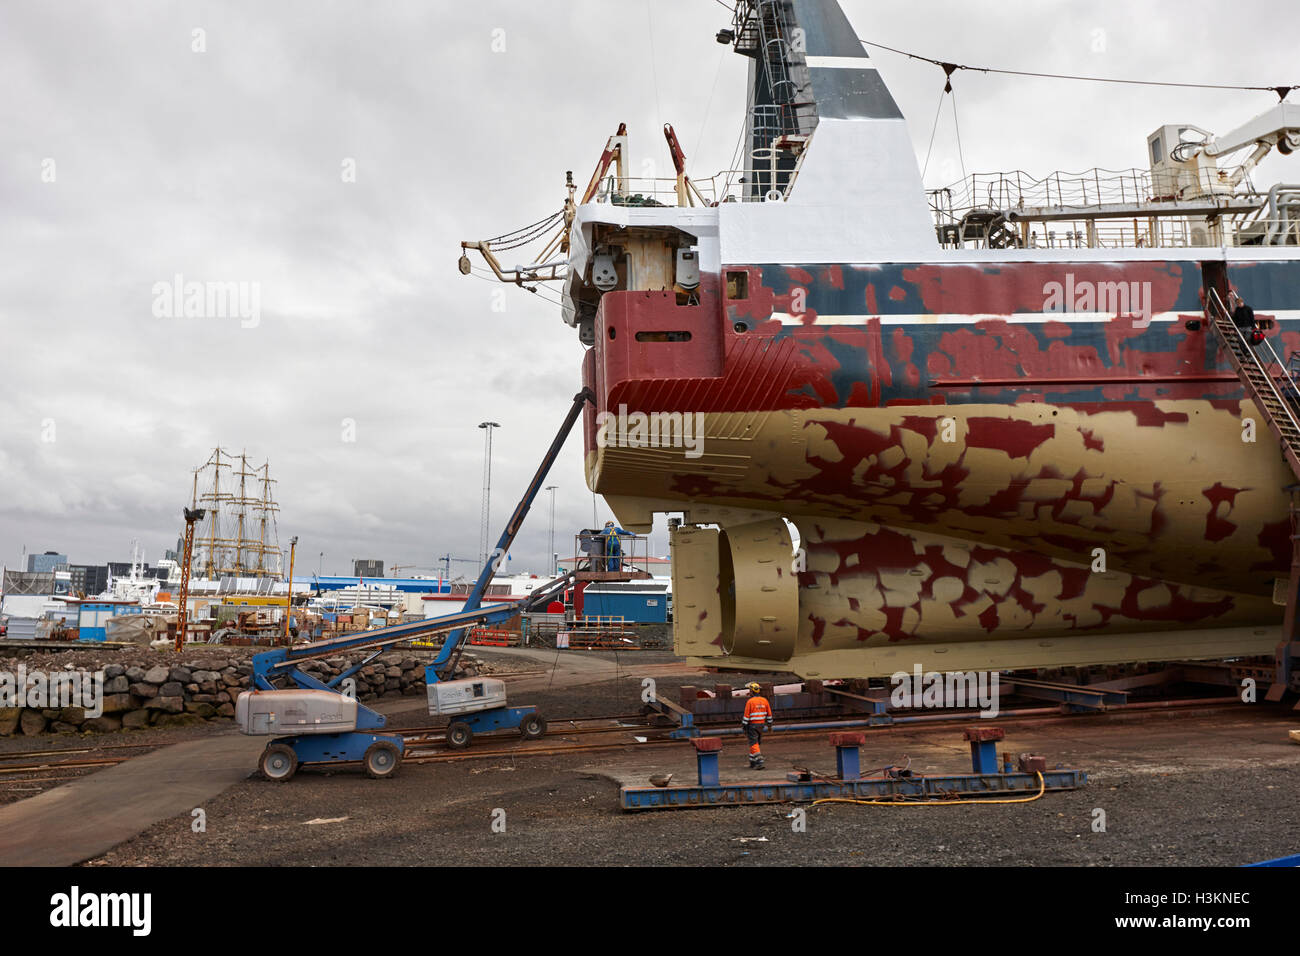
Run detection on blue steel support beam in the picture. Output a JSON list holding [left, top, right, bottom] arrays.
[[696, 750, 720, 786], [667, 712, 698, 739], [666, 704, 1100, 740], [1268, 641, 1300, 700], [621, 770, 1087, 811], [1004, 678, 1128, 712], [969, 739, 1000, 774], [835, 743, 861, 780]]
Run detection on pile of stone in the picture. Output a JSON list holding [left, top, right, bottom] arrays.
[[0, 649, 449, 736]]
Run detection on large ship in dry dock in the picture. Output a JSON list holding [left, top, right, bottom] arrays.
[[462, 0, 1300, 678]]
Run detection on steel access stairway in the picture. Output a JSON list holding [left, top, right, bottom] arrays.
[[1207, 288, 1300, 479], [1207, 288, 1300, 700]]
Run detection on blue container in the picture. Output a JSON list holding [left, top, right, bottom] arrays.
[[76, 602, 132, 642], [582, 583, 669, 624]]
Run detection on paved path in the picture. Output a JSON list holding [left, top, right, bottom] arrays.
[[0, 732, 265, 867]]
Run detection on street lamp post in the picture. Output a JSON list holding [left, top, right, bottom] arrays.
[[545, 484, 557, 576], [478, 422, 501, 567], [282, 536, 298, 645]]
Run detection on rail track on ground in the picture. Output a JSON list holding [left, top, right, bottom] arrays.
[[0, 695, 1254, 780], [398, 695, 1250, 764], [0, 739, 161, 793]]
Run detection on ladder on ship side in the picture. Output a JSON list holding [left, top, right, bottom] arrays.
[[755, 0, 797, 113], [1207, 288, 1300, 478], [1206, 287, 1300, 703], [734, 0, 804, 199]]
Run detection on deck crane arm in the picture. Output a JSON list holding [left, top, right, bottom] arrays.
[[1172, 102, 1300, 190], [457, 122, 630, 285], [1194, 103, 1300, 160]]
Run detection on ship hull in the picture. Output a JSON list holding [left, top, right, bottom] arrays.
[[582, 255, 1300, 675]]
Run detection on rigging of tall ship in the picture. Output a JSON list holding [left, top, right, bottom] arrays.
[[188, 447, 285, 586], [460, 0, 1300, 681]]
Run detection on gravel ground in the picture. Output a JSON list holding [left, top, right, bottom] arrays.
[[80, 650, 1300, 867], [380, 657, 795, 735], [84, 731, 1299, 867]]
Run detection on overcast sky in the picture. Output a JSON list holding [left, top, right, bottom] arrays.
[[2, 0, 1297, 577]]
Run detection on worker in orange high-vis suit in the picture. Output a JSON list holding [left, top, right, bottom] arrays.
[[741, 682, 773, 770]]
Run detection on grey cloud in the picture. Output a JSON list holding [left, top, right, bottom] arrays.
[[2, 0, 1296, 573]]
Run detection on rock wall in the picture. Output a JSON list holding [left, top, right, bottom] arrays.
[[0, 650, 438, 735]]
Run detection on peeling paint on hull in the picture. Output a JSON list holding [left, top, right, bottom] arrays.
[[581, 258, 1298, 675]]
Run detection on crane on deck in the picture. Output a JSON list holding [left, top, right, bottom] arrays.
[[235, 389, 594, 780]]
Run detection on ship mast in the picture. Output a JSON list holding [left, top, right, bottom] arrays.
[[234, 451, 260, 574], [258, 466, 268, 574], [255, 462, 280, 576], [200, 447, 235, 578], [191, 447, 281, 581]]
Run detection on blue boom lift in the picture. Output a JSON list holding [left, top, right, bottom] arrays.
[[235, 389, 593, 781]]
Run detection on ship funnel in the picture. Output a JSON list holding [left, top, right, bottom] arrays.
[[792, 0, 906, 119], [725, 0, 935, 255]]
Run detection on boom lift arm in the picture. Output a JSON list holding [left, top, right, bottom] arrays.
[[430, 386, 594, 683], [250, 386, 595, 692], [240, 388, 595, 779]]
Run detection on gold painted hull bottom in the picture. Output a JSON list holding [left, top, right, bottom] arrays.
[[669, 513, 1281, 678], [586, 400, 1291, 678], [685, 627, 1281, 680]]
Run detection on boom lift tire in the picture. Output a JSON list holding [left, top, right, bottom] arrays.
[[446, 721, 473, 750], [520, 712, 547, 740], [260, 742, 299, 782], [362, 741, 402, 779]]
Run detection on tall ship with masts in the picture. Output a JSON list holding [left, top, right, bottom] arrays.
[[462, 0, 1300, 680], [188, 447, 285, 590]]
